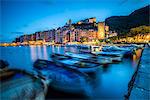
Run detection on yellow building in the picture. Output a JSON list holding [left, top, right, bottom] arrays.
[[97, 22, 105, 39]]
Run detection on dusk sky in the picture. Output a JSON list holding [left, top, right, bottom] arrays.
[[0, 0, 149, 42]]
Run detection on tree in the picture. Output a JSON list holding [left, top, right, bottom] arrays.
[[129, 26, 150, 36]]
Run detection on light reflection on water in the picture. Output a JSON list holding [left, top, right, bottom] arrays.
[[30, 46, 37, 61], [0, 46, 139, 98]]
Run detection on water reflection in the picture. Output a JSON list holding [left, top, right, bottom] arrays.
[[0, 46, 140, 98], [30, 45, 49, 62], [52, 45, 55, 53], [43, 45, 48, 60], [30, 46, 37, 62], [37, 46, 42, 58]]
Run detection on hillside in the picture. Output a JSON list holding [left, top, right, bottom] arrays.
[[105, 5, 150, 35]]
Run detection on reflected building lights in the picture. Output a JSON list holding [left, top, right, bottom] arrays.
[[37, 45, 42, 58], [30, 46, 37, 62], [52, 45, 55, 53], [43, 45, 48, 60], [57, 46, 60, 53]]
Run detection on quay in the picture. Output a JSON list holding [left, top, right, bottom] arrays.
[[125, 45, 150, 99]]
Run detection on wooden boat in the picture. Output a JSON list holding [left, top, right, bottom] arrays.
[[65, 52, 119, 63], [77, 45, 91, 49], [33, 59, 91, 95], [0, 68, 49, 99], [52, 52, 112, 64], [102, 46, 130, 51], [65, 52, 94, 60], [51, 53, 72, 60], [97, 56, 122, 62], [53, 58, 103, 73], [50, 53, 114, 73], [91, 51, 124, 57]]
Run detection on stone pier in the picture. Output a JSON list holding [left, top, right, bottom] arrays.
[[127, 46, 150, 99]]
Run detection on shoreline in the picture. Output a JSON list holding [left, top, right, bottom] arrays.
[[0, 42, 148, 47]]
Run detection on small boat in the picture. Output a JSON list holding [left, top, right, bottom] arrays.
[[71, 51, 123, 62], [77, 45, 91, 49], [102, 45, 135, 57], [53, 57, 102, 73], [91, 51, 124, 57], [0, 68, 49, 99], [50, 53, 113, 73], [79, 46, 102, 53], [33, 59, 91, 96], [65, 52, 92, 60], [51, 53, 72, 60], [102, 46, 130, 52], [97, 56, 122, 62], [79, 49, 91, 54], [52, 52, 112, 65]]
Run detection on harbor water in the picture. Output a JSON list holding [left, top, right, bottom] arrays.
[[0, 45, 140, 99]]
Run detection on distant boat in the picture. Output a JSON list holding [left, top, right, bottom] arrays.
[[77, 44, 91, 49], [65, 52, 111, 63], [51, 53, 103, 73], [65, 52, 92, 60], [79, 46, 102, 53], [0, 68, 49, 99], [102, 46, 131, 52], [91, 51, 123, 57], [65, 51, 122, 63], [33, 59, 91, 96]]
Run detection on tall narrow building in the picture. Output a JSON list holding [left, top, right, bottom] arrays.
[[97, 22, 105, 39]]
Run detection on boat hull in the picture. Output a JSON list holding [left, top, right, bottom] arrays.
[[33, 59, 90, 95]]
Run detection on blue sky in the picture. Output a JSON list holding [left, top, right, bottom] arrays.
[[0, 0, 149, 42]]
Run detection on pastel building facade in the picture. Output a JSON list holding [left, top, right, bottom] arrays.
[[14, 18, 112, 44]]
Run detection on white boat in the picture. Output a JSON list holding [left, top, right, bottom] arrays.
[[56, 59, 102, 73], [51, 54, 102, 73], [103, 46, 127, 51], [65, 52, 113, 64], [91, 51, 124, 57], [65, 52, 91, 59], [77, 44, 91, 49]]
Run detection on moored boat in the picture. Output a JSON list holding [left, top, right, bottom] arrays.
[[53, 57, 103, 73], [91, 51, 124, 57], [33, 59, 92, 96], [0, 68, 49, 99], [51, 53, 113, 68], [65, 52, 113, 63]]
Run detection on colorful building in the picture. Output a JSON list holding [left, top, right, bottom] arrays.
[[13, 17, 110, 44]]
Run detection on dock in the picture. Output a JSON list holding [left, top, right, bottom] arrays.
[[125, 46, 150, 99]]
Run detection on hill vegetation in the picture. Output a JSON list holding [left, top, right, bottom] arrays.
[[105, 5, 150, 35]]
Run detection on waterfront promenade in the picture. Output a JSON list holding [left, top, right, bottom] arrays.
[[129, 46, 150, 99]]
